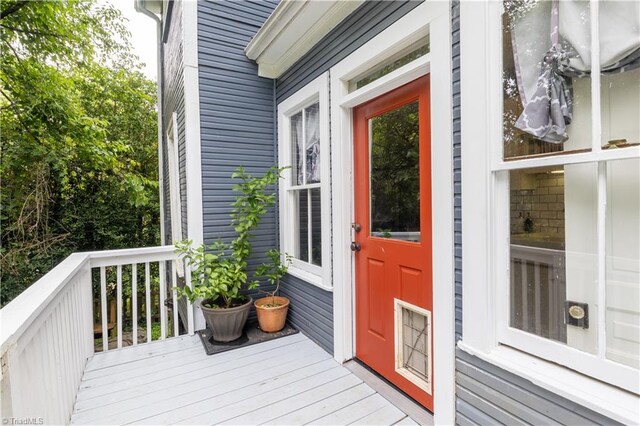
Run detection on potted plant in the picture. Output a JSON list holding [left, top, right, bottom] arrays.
[[254, 249, 293, 332], [175, 166, 283, 342]]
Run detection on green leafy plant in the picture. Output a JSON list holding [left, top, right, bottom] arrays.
[[255, 249, 292, 307], [175, 166, 286, 309]]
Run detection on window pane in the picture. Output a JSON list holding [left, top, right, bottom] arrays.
[[606, 158, 639, 369], [370, 101, 421, 242], [502, 1, 592, 159], [310, 188, 322, 266], [305, 103, 321, 183], [599, 2, 640, 149], [297, 189, 308, 262], [350, 39, 430, 91], [509, 164, 598, 354], [290, 112, 303, 185]]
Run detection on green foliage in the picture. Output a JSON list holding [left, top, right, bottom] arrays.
[[255, 249, 292, 303], [370, 102, 420, 233], [0, 1, 159, 305], [175, 167, 286, 309]]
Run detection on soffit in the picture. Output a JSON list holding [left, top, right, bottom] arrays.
[[245, 0, 364, 79]]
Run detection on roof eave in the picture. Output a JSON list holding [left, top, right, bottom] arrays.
[[245, 0, 364, 79]]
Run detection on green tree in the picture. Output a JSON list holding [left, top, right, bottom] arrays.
[[0, 1, 159, 305]]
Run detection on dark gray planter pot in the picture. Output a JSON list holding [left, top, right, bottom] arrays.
[[200, 298, 252, 342]]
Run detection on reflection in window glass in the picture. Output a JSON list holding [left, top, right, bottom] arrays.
[[599, 2, 640, 149], [350, 39, 430, 92], [305, 103, 321, 183], [509, 164, 598, 354], [291, 103, 320, 186], [297, 190, 308, 262], [606, 158, 640, 369], [502, 1, 593, 159], [370, 101, 420, 242], [291, 112, 303, 185], [311, 188, 322, 266]]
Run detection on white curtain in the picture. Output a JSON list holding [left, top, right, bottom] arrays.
[[510, 0, 640, 143], [291, 112, 303, 185], [305, 103, 321, 183]]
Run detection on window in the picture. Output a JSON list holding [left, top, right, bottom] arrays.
[[278, 73, 331, 289], [167, 112, 183, 244], [461, 0, 640, 402], [167, 113, 184, 276]]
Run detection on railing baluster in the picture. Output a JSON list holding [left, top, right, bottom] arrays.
[[510, 258, 516, 327], [521, 260, 528, 331], [61, 290, 74, 419], [100, 266, 108, 352], [159, 261, 167, 339], [172, 262, 179, 337], [132, 263, 138, 346], [145, 262, 151, 343], [534, 261, 542, 335], [117, 264, 123, 349]]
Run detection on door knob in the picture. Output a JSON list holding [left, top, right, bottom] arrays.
[[350, 242, 361, 252]]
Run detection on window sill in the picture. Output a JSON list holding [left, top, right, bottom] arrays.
[[457, 341, 639, 425], [287, 265, 332, 292]]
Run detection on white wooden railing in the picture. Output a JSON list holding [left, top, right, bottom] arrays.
[[510, 244, 567, 342], [0, 246, 190, 425]]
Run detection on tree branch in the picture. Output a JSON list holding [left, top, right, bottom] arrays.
[[0, 1, 28, 20], [0, 24, 62, 38]]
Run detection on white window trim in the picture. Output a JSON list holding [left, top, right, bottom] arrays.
[[277, 72, 332, 292], [166, 113, 184, 279], [329, 2, 455, 424], [460, 2, 639, 423], [167, 112, 183, 246]]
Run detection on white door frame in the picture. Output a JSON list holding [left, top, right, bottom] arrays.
[[329, 2, 455, 422]]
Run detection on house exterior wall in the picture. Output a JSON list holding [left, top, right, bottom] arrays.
[[274, 0, 423, 355], [196, 0, 278, 297], [162, 0, 187, 243], [452, 3, 622, 425]]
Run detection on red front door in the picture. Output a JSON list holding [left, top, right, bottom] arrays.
[[353, 75, 433, 410]]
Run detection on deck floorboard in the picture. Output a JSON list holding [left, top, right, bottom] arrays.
[[71, 334, 426, 425]]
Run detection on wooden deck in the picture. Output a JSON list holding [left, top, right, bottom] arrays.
[[71, 333, 424, 425]]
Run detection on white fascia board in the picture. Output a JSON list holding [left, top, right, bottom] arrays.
[[246, 0, 364, 79]]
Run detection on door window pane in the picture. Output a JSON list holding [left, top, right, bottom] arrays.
[[502, 1, 592, 159], [509, 164, 598, 354], [369, 101, 421, 242], [606, 158, 640, 369]]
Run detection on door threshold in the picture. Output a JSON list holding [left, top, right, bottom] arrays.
[[344, 359, 434, 425]]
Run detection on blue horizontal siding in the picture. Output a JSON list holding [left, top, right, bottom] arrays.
[[196, 0, 278, 278], [162, 0, 187, 243]]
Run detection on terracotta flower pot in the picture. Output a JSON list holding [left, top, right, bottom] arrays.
[[200, 298, 252, 342], [255, 296, 290, 333]]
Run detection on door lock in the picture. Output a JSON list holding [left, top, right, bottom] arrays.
[[350, 242, 361, 252], [352, 223, 362, 232]]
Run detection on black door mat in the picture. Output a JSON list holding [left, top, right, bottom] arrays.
[[197, 321, 299, 355]]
